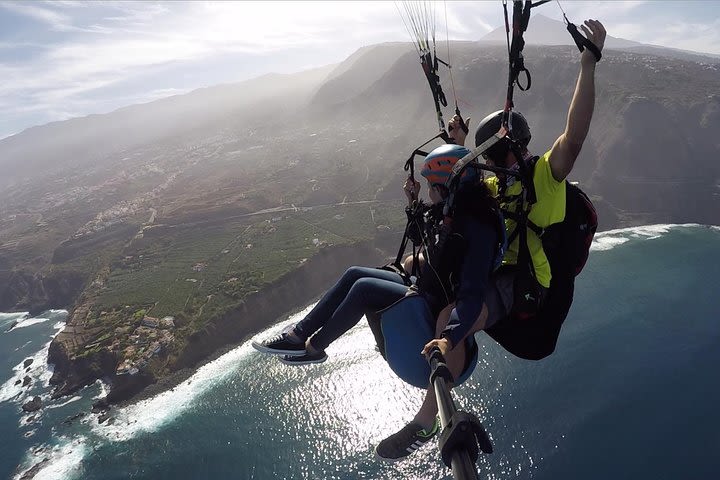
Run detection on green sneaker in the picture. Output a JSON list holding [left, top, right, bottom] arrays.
[[374, 418, 440, 462]]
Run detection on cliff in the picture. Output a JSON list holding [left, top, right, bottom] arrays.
[[0, 267, 87, 316]]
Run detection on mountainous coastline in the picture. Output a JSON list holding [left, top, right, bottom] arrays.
[[1, 24, 718, 406]]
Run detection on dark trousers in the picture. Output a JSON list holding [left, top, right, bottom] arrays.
[[293, 266, 408, 351]]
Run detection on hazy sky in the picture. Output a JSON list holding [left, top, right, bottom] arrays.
[[1, 1, 719, 140]]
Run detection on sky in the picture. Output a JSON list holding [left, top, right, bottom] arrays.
[[1, 1, 719, 140]]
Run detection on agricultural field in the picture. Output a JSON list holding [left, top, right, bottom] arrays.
[[94, 200, 406, 332]]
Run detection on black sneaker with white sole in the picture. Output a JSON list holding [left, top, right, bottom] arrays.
[[251, 332, 305, 356], [279, 350, 328, 365], [374, 419, 440, 462]]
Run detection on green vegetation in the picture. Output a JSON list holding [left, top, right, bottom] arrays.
[[95, 201, 405, 334]]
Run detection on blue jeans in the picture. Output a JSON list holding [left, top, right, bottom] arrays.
[[293, 266, 409, 351]]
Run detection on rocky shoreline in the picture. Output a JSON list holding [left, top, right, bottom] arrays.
[[89, 298, 317, 411], [46, 235, 398, 410], [109, 300, 319, 408]]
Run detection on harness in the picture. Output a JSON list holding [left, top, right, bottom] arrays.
[[387, 184, 506, 305], [494, 156, 547, 319]]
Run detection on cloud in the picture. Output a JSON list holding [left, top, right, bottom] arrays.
[[0, 2, 70, 29], [652, 18, 720, 54], [0, 1, 110, 34], [439, 2, 498, 36], [557, 1, 647, 22], [100, 2, 171, 26], [1, 1, 719, 139], [602, 16, 720, 55], [1, 2, 411, 108], [0, 1, 483, 138]]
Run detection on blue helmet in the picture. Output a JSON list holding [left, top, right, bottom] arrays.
[[420, 144, 479, 189]]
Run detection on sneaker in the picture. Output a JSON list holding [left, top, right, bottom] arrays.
[[278, 350, 328, 365], [374, 419, 440, 462], [251, 332, 305, 356]]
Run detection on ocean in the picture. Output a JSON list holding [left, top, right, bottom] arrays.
[[1, 224, 719, 480]]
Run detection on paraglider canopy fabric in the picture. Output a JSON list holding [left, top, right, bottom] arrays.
[[379, 295, 478, 389]]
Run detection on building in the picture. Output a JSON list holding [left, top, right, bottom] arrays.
[[160, 316, 175, 328], [141, 316, 159, 328]]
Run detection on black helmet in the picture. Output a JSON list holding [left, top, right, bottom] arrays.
[[474, 110, 531, 162]]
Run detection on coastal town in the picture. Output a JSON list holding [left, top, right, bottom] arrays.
[[114, 315, 176, 376]]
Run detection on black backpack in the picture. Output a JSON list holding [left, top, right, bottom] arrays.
[[531, 181, 598, 278], [486, 176, 598, 360]]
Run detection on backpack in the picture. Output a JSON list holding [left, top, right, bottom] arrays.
[[530, 181, 598, 278], [486, 174, 598, 360]]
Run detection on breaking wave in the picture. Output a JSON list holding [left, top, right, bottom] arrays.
[[591, 223, 703, 251]]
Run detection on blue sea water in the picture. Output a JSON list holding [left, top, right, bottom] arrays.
[[1, 224, 719, 480]]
